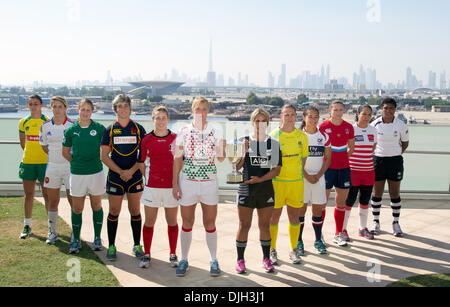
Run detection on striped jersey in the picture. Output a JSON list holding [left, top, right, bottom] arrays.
[[19, 115, 49, 164], [349, 124, 377, 172], [319, 119, 354, 169]]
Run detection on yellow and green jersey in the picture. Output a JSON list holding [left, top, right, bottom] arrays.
[[19, 115, 49, 164], [270, 128, 309, 182]]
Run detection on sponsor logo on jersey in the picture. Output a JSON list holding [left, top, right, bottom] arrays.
[[113, 129, 122, 134], [113, 136, 137, 144], [355, 135, 364, 142], [368, 134, 375, 142], [250, 156, 268, 167]]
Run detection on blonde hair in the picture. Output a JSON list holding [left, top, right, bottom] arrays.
[[50, 96, 68, 108], [250, 107, 270, 124], [112, 94, 131, 113], [191, 96, 210, 112], [152, 105, 169, 119]]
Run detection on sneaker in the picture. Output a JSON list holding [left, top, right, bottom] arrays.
[[69, 239, 81, 254], [210, 260, 221, 277], [314, 240, 327, 254], [169, 254, 179, 268], [370, 221, 381, 235], [176, 260, 189, 277], [46, 232, 58, 245], [93, 237, 102, 251], [139, 254, 151, 268], [133, 245, 145, 258], [359, 228, 374, 240], [342, 229, 350, 242], [296, 241, 305, 256], [236, 259, 246, 274], [289, 248, 302, 264], [20, 225, 32, 239], [269, 248, 279, 265], [393, 222, 403, 237], [106, 245, 117, 261], [333, 233, 348, 247], [262, 258, 274, 273]]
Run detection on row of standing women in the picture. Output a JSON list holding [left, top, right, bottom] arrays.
[[18, 94, 408, 277]]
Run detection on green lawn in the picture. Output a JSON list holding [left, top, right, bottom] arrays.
[[0, 197, 120, 287], [387, 273, 450, 287]]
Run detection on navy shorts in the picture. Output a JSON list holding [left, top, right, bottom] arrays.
[[325, 168, 351, 190], [106, 171, 144, 195]]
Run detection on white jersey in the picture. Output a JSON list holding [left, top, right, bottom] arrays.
[[303, 129, 330, 175], [40, 117, 75, 164], [176, 122, 223, 181], [370, 117, 409, 157], [349, 124, 377, 171]]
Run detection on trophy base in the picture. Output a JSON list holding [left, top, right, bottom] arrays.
[[227, 172, 243, 184]]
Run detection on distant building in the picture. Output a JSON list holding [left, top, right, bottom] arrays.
[[128, 81, 185, 95], [432, 105, 450, 112]]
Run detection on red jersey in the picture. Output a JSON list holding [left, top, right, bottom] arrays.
[[138, 130, 177, 188], [319, 119, 354, 169]]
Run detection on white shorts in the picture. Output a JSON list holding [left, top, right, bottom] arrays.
[[70, 170, 106, 197], [44, 163, 70, 189], [303, 176, 327, 205], [141, 187, 178, 208], [179, 179, 219, 206]]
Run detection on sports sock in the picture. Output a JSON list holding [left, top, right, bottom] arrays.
[[371, 196, 382, 223], [180, 227, 192, 261], [288, 222, 301, 250], [92, 208, 103, 238], [142, 225, 154, 255], [24, 218, 32, 227], [260, 239, 271, 259], [48, 210, 58, 234], [359, 203, 369, 229], [168, 224, 179, 255], [334, 206, 346, 235], [343, 205, 352, 231], [298, 216, 305, 242], [107, 213, 119, 246], [390, 197, 401, 223], [269, 224, 278, 249], [322, 207, 326, 222], [71, 211, 82, 241], [312, 215, 323, 242], [131, 214, 142, 246], [205, 228, 218, 262], [236, 240, 247, 260]]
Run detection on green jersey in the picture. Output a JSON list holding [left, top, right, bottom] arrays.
[[63, 120, 105, 175]]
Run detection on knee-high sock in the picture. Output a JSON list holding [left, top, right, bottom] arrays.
[[298, 216, 305, 242], [359, 204, 369, 229], [260, 240, 271, 260], [343, 205, 352, 231], [180, 227, 192, 261], [205, 228, 217, 262], [107, 213, 119, 247], [92, 208, 103, 238], [390, 197, 402, 223], [312, 215, 323, 242], [236, 240, 247, 260], [288, 223, 301, 250], [142, 225, 154, 256], [334, 206, 346, 235], [48, 210, 58, 234], [269, 224, 278, 249], [71, 211, 82, 241], [168, 224, 179, 255], [371, 197, 382, 222], [131, 214, 142, 246]]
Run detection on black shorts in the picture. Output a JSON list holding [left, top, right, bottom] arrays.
[[374, 156, 404, 182], [325, 168, 351, 190], [237, 183, 275, 209], [106, 171, 144, 195]]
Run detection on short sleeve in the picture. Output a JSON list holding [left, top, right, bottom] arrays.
[[348, 123, 355, 139], [19, 118, 25, 133], [302, 133, 309, 158], [101, 125, 112, 147], [323, 131, 331, 147], [273, 139, 282, 167]]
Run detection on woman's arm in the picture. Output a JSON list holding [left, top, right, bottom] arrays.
[[62, 146, 72, 162], [172, 145, 184, 200], [19, 132, 25, 150], [244, 166, 281, 185]]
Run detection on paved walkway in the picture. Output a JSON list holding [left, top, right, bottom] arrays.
[[35, 195, 450, 287]]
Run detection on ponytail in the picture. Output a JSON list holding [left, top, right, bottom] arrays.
[[301, 105, 320, 130]]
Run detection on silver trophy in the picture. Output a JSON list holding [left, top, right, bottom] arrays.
[[226, 131, 245, 184]]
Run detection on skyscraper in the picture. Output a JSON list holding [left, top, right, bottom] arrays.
[[268, 71, 275, 88], [428, 71, 436, 89], [278, 64, 286, 88], [206, 39, 216, 87], [440, 71, 447, 90]]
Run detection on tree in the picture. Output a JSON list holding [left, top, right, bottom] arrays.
[[246, 91, 261, 105], [296, 94, 309, 104]]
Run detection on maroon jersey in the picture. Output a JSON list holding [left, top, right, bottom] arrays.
[[138, 130, 177, 188]]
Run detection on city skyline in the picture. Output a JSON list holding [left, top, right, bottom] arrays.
[[0, 1, 449, 87]]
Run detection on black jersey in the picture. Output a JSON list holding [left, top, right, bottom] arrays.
[[101, 120, 146, 172], [237, 135, 282, 197]]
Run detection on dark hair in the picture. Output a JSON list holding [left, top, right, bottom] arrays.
[[381, 97, 396, 108], [357, 104, 372, 114], [300, 105, 320, 130], [330, 100, 344, 107], [79, 98, 94, 111], [27, 94, 43, 104]]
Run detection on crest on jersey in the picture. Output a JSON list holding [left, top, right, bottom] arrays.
[[90, 130, 97, 136]]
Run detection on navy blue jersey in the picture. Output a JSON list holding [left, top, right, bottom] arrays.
[[101, 120, 146, 172]]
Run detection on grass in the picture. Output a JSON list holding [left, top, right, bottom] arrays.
[[387, 273, 450, 287], [0, 197, 120, 287]]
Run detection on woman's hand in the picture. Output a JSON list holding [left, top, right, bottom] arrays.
[[244, 176, 261, 185], [172, 184, 182, 201]]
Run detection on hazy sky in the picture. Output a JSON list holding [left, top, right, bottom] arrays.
[[0, 0, 449, 86]]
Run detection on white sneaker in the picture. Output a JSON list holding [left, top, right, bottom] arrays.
[[46, 232, 58, 245], [333, 233, 348, 247], [392, 222, 403, 237], [289, 249, 302, 264], [140, 255, 151, 268], [269, 248, 279, 266], [370, 221, 381, 235]]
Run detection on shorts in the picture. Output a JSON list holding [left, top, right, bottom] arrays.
[[304, 176, 327, 205], [374, 156, 404, 182], [106, 171, 144, 196], [141, 187, 178, 208], [273, 180, 304, 209], [179, 179, 219, 206], [351, 170, 375, 187], [44, 163, 70, 189], [19, 163, 47, 182], [237, 183, 275, 209], [70, 170, 106, 197], [325, 168, 351, 190]]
